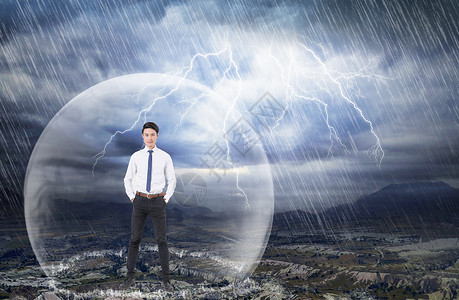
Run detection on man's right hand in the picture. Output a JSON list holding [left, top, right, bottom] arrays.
[[131, 198, 134, 202]]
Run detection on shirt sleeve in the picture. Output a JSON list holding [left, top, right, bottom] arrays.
[[164, 155, 176, 202], [124, 154, 136, 200]]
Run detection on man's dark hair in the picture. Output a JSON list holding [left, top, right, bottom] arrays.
[[142, 122, 159, 134]]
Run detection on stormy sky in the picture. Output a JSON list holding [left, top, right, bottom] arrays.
[[1, 0, 458, 212]]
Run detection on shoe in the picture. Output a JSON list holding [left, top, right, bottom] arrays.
[[119, 274, 135, 289], [161, 281, 174, 292]]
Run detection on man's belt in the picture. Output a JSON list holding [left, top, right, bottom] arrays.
[[136, 191, 166, 199]]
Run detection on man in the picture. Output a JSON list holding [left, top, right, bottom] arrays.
[[120, 122, 176, 292]]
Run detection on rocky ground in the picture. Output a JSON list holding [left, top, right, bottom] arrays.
[[2, 182, 458, 299], [254, 229, 459, 299], [1, 231, 458, 299]]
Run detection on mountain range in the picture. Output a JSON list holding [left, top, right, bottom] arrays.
[[272, 181, 459, 232], [2, 181, 458, 233]]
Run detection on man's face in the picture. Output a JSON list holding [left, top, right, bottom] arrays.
[[142, 128, 158, 149]]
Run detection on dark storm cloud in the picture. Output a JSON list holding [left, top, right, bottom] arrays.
[[0, 94, 48, 191], [382, 134, 459, 179], [181, 0, 290, 26], [0, 0, 171, 43], [1, 0, 458, 210], [1, 0, 174, 85], [188, 0, 458, 60], [0, 0, 175, 199], [96, 122, 212, 168], [301, 0, 458, 58]]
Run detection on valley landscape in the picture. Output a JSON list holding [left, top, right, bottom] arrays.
[[1, 182, 458, 299]]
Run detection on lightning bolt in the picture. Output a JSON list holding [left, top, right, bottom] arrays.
[[220, 46, 252, 212], [92, 45, 231, 176], [266, 38, 387, 167], [172, 44, 238, 133], [91, 44, 252, 211], [298, 40, 386, 166], [93, 36, 388, 217], [268, 45, 350, 159]]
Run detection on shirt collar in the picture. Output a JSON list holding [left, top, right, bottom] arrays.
[[144, 145, 157, 152]]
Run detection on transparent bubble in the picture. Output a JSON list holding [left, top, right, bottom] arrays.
[[24, 73, 274, 281], [175, 173, 208, 207]]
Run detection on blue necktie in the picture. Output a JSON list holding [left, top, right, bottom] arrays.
[[146, 150, 153, 192]]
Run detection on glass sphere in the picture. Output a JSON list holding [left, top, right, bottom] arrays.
[[24, 73, 273, 281]]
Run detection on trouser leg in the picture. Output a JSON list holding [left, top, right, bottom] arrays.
[[150, 197, 169, 282], [126, 197, 148, 275]]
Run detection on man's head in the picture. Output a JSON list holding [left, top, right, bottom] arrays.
[[142, 122, 159, 149]]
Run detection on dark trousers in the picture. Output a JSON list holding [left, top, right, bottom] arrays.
[[126, 194, 169, 282]]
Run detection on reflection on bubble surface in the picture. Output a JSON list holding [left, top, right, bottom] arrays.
[[24, 73, 273, 280]]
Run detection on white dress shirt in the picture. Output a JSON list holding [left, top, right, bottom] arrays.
[[124, 146, 176, 202]]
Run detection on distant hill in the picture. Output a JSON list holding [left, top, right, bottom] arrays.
[[272, 210, 319, 233], [5, 181, 459, 233], [272, 181, 459, 232], [18, 197, 217, 223], [334, 181, 458, 222]]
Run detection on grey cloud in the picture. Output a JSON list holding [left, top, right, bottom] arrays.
[[0, 0, 172, 43], [1, 0, 458, 212]]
